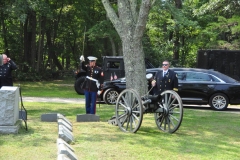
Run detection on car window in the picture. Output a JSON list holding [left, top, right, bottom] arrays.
[[176, 72, 186, 80], [107, 61, 120, 69], [209, 75, 221, 82], [175, 71, 222, 82], [185, 72, 212, 81]]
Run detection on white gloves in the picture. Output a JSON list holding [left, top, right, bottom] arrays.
[[151, 80, 156, 87], [97, 90, 102, 95], [80, 55, 85, 62]]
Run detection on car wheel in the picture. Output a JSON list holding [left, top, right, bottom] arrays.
[[74, 76, 85, 95], [209, 93, 229, 111], [103, 88, 119, 105]]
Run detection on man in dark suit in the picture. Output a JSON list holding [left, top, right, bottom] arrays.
[[151, 60, 178, 95], [0, 54, 17, 88]]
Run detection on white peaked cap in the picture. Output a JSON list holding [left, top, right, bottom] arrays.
[[87, 56, 97, 61]]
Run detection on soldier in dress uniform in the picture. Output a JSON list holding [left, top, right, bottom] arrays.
[[151, 60, 178, 95], [80, 55, 104, 114], [0, 54, 17, 88]]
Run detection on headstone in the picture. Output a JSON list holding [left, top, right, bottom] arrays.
[[58, 143, 78, 160], [76, 114, 100, 122], [58, 119, 73, 132], [58, 114, 72, 126], [57, 154, 71, 160], [41, 113, 58, 122], [0, 86, 21, 134], [58, 125, 74, 143], [57, 138, 74, 152]]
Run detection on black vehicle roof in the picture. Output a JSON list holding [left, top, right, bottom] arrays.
[[146, 68, 238, 83], [102, 56, 124, 59]]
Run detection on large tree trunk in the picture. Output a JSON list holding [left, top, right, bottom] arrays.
[[102, 0, 152, 96]]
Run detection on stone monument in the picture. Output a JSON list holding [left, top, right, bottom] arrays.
[[0, 86, 22, 134]]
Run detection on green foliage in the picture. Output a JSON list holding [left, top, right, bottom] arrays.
[[1, 0, 240, 72]]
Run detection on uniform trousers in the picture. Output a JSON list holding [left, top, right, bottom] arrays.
[[84, 90, 97, 114]]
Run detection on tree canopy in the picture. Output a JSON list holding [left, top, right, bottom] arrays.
[[0, 0, 239, 81]]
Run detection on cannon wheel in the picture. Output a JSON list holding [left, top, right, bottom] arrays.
[[154, 90, 183, 133], [115, 89, 143, 133]]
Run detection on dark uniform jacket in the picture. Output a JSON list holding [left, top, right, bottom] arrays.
[[0, 60, 17, 88], [81, 63, 104, 92], [152, 69, 178, 95]]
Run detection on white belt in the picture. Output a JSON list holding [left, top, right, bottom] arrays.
[[86, 76, 100, 88]]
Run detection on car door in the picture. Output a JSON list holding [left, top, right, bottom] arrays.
[[176, 71, 216, 104]]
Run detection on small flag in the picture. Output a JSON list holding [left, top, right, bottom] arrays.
[[114, 72, 117, 79], [110, 73, 113, 81]]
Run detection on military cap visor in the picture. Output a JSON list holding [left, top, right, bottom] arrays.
[[87, 56, 97, 61]]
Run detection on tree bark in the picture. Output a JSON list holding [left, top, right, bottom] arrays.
[[0, 11, 9, 55], [102, 0, 152, 96], [173, 0, 182, 63], [30, 10, 37, 71], [36, 16, 46, 72], [23, 16, 31, 72]]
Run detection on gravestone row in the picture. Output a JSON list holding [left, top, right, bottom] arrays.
[[41, 113, 100, 160]]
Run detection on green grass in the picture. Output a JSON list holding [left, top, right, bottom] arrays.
[[14, 78, 84, 98], [0, 103, 240, 160], [1, 79, 239, 159]]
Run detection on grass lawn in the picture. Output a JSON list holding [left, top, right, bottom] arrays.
[[1, 79, 239, 159], [14, 78, 84, 98], [0, 102, 240, 160]]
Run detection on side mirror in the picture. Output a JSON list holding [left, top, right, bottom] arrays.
[[146, 73, 153, 80], [0, 55, 3, 66]]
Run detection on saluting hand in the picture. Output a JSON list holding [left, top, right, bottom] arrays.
[[151, 80, 156, 87]]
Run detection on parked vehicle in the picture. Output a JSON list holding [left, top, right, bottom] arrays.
[[101, 68, 240, 111], [74, 56, 155, 94], [197, 49, 240, 80]]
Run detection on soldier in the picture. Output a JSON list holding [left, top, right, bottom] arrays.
[[80, 55, 104, 114], [0, 54, 17, 88], [151, 60, 178, 95]]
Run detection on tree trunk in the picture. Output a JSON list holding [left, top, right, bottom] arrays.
[[30, 11, 37, 71], [109, 36, 117, 56], [173, 0, 182, 64], [102, 0, 152, 96], [46, 30, 63, 70], [23, 16, 31, 72], [36, 16, 46, 72], [0, 12, 9, 55]]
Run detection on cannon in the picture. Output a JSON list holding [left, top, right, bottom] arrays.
[[114, 88, 183, 134]]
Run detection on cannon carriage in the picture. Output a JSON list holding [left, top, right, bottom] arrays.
[[114, 88, 183, 134]]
